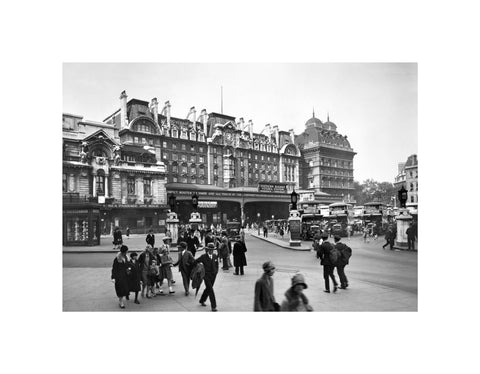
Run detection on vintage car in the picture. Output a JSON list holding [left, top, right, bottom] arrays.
[[226, 220, 241, 241]]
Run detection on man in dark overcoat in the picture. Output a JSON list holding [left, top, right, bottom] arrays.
[[146, 229, 155, 248], [316, 232, 338, 293], [195, 243, 219, 311], [232, 239, 247, 275], [334, 235, 352, 289]]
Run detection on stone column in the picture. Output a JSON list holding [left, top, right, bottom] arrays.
[[166, 211, 179, 246], [92, 175, 97, 197], [394, 209, 413, 250], [288, 209, 302, 247]]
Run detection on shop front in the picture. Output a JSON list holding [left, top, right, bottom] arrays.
[[63, 206, 101, 246]]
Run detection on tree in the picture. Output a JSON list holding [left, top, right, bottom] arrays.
[[353, 179, 396, 205]]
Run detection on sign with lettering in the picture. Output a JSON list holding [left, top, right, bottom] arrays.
[[258, 182, 287, 193], [198, 201, 218, 208]]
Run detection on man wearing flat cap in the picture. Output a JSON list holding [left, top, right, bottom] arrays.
[[173, 241, 195, 296], [194, 242, 219, 311], [254, 261, 279, 311]]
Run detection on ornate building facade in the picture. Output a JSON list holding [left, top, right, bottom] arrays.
[[294, 111, 356, 200], [63, 91, 354, 244]]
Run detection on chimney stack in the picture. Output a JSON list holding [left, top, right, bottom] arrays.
[[165, 101, 171, 128], [248, 120, 253, 139], [150, 98, 158, 124], [119, 90, 128, 129], [201, 109, 207, 134], [289, 128, 295, 143], [272, 125, 279, 146], [265, 123, 271, 136]]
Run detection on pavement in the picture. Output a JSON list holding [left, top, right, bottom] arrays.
[[63, 231, 417, 312]]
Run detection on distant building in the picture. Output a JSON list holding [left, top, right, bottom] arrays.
[[394, 154, 418, 205], [294, 111, 356, 201]]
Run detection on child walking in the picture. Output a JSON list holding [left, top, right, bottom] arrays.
[[159, 246, 175, 294]]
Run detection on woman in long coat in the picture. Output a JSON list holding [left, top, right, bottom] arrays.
[[232, 239, 247, 275], [111, 245, 130, 309], [127, 252, 141, 304]]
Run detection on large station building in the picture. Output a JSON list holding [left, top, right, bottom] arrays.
[[63, 91, 356, 245]]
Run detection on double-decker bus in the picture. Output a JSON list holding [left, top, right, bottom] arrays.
[[362, 202, 388, 235], [327, 202, 354, 237], [300, 212, 324, 240]]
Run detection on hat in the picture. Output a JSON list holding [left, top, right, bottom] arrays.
[[163, 236, 171, 241], [120, 245, 129, 253], [206, 243, 216, 250], [178, 241, 187, 249], [262, 261, 275, 272], [334, 235, 341, 241], [291, 273, 308, 289], [130, 252, 138, 258], [321, 232, 329, 239]]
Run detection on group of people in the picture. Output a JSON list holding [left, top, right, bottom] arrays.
[[110, 228, 249, 311], [312, 233, 353, 293]]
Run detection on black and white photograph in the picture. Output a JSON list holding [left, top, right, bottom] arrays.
[[62, 63, 418, 312], [4, 1, 479, 373]]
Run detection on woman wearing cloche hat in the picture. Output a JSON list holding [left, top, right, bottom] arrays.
[[280, 273, 313, 312]]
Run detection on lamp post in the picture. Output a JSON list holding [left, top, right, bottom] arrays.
[[189, 192, 202, 232], [166, 193, 179, 246], [257, 212, 261, 235], [394, 185, 412, 250], [288, 188, 301, 247]]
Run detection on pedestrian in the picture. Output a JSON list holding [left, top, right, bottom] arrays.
[[186, 229, 200, 257], [126, 226, 130, 239], [363, 227, 369, 243], [254, 261, 279, 311], [158, 246, 175, 294], [111, 245, 130, 309], [279, 227, 284, 239], [112, 227, 123, 250], [126, 252, 141, 304], [232, 238, 247, 275], [147, 258, 160, 298], [263, 225, 268, 238], [138, 245, 153, 298], [382, 228, 392, 250], [316, 232, 339, 293], [173, 241, 195, 296], [195, 243, 219, 312], [406, 223, 416, 251], [146, 229, 155, 248], [334, 235, 352, 290], [219, 235, 230, 271], [280, 273, 313, 312]]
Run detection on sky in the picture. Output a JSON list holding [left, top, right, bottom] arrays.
[[63, 63, 417, 183]]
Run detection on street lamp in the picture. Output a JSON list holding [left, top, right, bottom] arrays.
[[191, 192, 199, 212], [168, 193, 176, 212], [290, 188, 299, 211], [398, 186, 408, 209]]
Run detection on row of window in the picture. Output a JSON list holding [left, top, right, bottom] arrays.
[[127, 177, 152, 196], [163, 152, 206, 163], [409, 182, 418, 192]]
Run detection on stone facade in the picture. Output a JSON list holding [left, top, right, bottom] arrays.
[[394, 154, 418, 205], [294, 112, 356, 200]]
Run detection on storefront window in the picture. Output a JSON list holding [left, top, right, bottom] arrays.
[[63, 173, 67, 192], [66, 217, 89, 242]]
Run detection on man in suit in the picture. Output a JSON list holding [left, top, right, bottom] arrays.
[[316, 232, 338, 293], [186, 229, 200, 257], [146, 229, 155, 248], [173, 241, 195, 296], [195, 242, 219, 311], [254, 261, 279, 311]]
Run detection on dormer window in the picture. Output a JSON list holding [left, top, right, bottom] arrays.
[[180, 128, 188, 140], [189, 131, 196, 141]]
